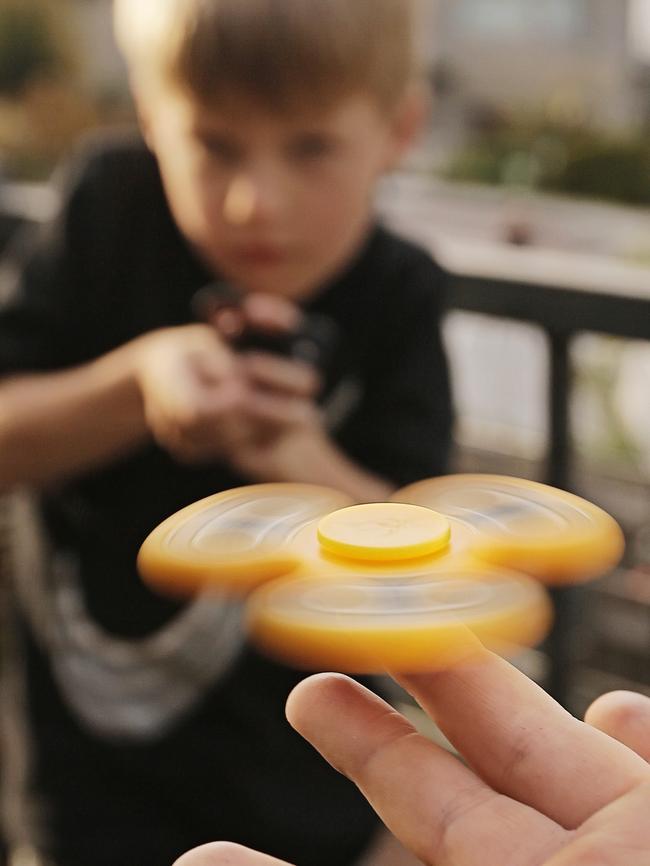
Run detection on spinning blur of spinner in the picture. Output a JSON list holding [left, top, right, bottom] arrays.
[[138, 475, 624, 673]]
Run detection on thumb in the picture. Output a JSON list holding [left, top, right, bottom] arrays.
[[192, 330, 237, 385]]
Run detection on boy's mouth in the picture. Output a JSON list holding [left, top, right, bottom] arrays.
[[234, 244, 288, 266]]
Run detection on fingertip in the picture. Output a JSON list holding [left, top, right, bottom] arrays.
[[212, 307, 245, 340], [286, 672, 355, 733], [286, 672, 419, 788], [173, 841, 238, 865], [174, 842, 290, 866], [244, 293, 301, 332], [585, 690, 650, 730], [585, 690, 650, 762]]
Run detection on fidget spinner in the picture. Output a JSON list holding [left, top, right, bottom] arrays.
[[138, 475, 624, 673]]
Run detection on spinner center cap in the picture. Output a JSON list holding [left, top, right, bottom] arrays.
[[317, 502, 450, 562]]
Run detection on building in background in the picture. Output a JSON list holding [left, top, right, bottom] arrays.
[[68, 0, 127, 96], [422, 0, 649, 132]]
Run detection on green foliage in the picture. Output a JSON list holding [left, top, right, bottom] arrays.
[[445, 120, 650, 206], [0, 5, 62, 96], [557, 139, 649, 205]]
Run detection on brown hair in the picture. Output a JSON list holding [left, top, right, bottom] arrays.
[[114, 0, 416, 112]]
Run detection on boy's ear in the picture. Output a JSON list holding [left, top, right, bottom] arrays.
[[385, 82, 430, 170]]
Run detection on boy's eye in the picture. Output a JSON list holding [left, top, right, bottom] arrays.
[[287, 135, 337, 162], [197, 134, 242, 165]]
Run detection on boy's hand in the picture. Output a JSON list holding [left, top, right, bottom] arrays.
[[208, 294, 390, 499], [225, 362, 391, 499], [131, 313, 324, 470], [208, 291, 303, 350], [227, 349, 325, 480], [131, 296, 388, 496], [205, 290, 331, 481], [134, 324, 248, 463]]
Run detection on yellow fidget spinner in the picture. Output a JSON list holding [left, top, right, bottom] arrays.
[[138, 475, 624, 673]]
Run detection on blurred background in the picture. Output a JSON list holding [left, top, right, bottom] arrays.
[[0, 0, 649, 716]]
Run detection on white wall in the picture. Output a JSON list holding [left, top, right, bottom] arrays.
[[70, 0, 128, 94], [422, 0, 641, 130]]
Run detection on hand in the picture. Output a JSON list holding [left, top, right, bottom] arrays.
[[226, 349, 325, 481], [208, 291, 303, 345], [286, 653, 650, 866], [227, 353, 391, 499], [133, 324, 247, 463], [202, 289, 327, 479], [174, 649, 650, 866]]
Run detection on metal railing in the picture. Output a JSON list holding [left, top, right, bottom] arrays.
[[437, 237, 650, 705]]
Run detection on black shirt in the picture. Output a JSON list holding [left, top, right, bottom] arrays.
[[0, 133, 453, 866]]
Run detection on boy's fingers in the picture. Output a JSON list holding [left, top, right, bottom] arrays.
[[286, 673, 565, 866], [244, 391, 319, 428], [242, 353, 320, 397], [174, 842, 292, 866], [584, 691, 650, 762], [167, 376, 244, 433], [141, 329, 237, 420], [211, 307, 246, 340], [243, 293, 302, 333], [398, 651, 650, 829]]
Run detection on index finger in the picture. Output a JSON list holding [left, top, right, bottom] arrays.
[[287, 672, 566, 866], [398, 649, 650, 828]]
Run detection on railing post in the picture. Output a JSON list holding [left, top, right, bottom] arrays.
[[544, 328, 580, 708]]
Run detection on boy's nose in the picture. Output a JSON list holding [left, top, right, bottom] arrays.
[[223, 176, 256, 225], [223, 173, 286, 226]]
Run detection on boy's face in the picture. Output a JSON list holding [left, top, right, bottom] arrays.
[[140, 88, 414, 299]]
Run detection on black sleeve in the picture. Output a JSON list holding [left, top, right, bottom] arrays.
[[0, 146, 114, 375], [338, 258, 454, 487]]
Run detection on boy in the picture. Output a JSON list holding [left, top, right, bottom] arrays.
[[0, 1, 452, 864]]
